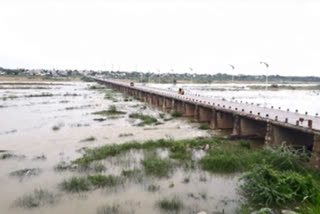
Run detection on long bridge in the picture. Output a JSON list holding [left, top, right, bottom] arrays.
[[92, 77, 320, 169]]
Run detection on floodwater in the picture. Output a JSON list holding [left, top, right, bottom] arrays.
[[0, 81, 241, 214], [146, 83, 320, 116]]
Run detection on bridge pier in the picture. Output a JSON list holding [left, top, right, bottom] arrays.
[[265, 124, 314, 150], [184, 102, 195, 117], [311, 134, 320, 169], [232, 116, 267, 138], [173, 100, 184, 114], [210, 111, 234, 129]]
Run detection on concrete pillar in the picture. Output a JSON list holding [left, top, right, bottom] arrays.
[[265, 122, 273, 145], [231, 115, 240, 136], [198, 106, 211, 122], [210, 109, 217, 129], [310, 133, 320, 169], [194, 105, 200, 121], [184, 103, 195, 117]]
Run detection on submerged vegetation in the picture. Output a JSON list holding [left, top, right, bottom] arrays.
[[70, 136, 320, 212], [92, 105, 126, 116], [156, 197, 184, 212], [15, 189, 57, 208], [129, 113, 158, 126]]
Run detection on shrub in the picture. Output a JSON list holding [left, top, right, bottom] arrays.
[[199, 123, 210, 130], [171, 111, 183, 118], [241, 165, 319, 207]]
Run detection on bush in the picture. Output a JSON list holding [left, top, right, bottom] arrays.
[[241, 165, 319, 207]]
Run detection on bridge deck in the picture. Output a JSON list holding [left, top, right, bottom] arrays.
[[98, 78, 320, 132]]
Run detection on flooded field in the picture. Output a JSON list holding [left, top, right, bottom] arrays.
[[0, 81, 241, 214], [146, 83, 320, 116]]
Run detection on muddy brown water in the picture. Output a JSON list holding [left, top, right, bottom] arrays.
[[0, 81, 241, 214]]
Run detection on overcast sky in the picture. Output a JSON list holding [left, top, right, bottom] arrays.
[[0, 0, 319, 76]]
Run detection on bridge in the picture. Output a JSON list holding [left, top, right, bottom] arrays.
[[92, 77, 320, 169]]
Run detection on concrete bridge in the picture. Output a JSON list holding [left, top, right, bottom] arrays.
[[93, 77, 320, 169]]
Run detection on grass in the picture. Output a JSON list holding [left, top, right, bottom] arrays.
[[121, 168, 141, 178], [171, 111, 183, 118], [87, 174, 121, 187], [89, 84, 106, 90], [118, 133, 134, 137], [15, 189, 57, 208], [60, 176, 91, 192], [241, 164, 319, 207], [147, 184, 160, 192], [61, 174, 121, 192], [129, 113, 158, 126], [54, 161, 70, 171], [142, 155, 174, 177], [10, 168, 41, 178], [198, 123, 210, 130], [96, 204, 120, 214], [92, 105, 126, 116], [25, 93, 54, 97], [80, 136, 96, 142], [156, 197, 183, 212]]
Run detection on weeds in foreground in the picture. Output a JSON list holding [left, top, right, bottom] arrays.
[[15, 189, 57, 208], [241, 164, 319, 207], [87, 174, 121, 188], [156, 197, 183, 212]]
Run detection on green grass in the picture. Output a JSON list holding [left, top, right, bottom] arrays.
[[156, 197, 183, 212], [87, 174, 121, 187], [171, 111, 183, 118], [129, 113, 158, 126], [60, 176, 91, 192], [241, 164, 319, 207], [96, 204, 120, 214], [92, 105, 126, 116], [198, 123, 210, 130], [142, 155, 174, 177], [15, 189, 56, 208]]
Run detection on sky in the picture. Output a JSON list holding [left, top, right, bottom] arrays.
[[0, 0, 320, 76]]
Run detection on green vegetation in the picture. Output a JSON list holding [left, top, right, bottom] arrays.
[[10, 168, 41, 178], [25, 93, 54, 98], [0, 153, 14, 159], [156, 197, 183, 212], [199, 123, 210, 130], [89, 84, 106, 90], [61, 174, 122, 192], [118, 133, 134, 137], [147, 184, 160, 192], [142, 155, 174, 177], [87, 174, 121, 187], [92, 105, 126, 116], [15, 189, 57, 208], [96, 204, 120, 214], [171, 111, 183, 118], [80, 136, 96, 142], [60, 176, 91, 192], [54, 161, 70, 171], [71, 136, 320, 212], [129, 113, 158, 126], [241, 164, 319, 207]]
